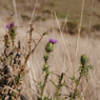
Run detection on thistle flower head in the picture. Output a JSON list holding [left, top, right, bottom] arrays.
[[6, 22, 14, 29], [49, 39, 57, 44], [45, 39, 57, 52]]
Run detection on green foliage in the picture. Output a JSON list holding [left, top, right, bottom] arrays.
[[69, 54, 93, 100], [80, 54, 93, 80], [37, 40, 57, 100], [44, 55, 49, 63], [36, 44, 93, 100], [55, 73, 64, 99]]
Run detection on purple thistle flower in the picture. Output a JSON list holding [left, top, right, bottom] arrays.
[[6, 22, 14, 29], [6, 24, 10, 29], [10, 23, 14, 27], [49, 39, 57, 44]]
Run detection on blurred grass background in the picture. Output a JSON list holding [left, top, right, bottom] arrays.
[[0, 0, 100, 26], [44, 0, 100, 26]]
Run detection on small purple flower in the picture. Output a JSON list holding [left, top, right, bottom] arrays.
[[10, 23, 14, 27], [6, 24, 10, 29], [49, 39, 57, 44], [6, 22, 14, 29]]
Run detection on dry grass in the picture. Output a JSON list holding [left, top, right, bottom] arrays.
[[0, 0, 100, 100]]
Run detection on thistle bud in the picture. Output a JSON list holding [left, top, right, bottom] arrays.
[[81, 55, 88, 65], [45, 42, 54, 52], [45, 39, 57, 52], [6, 23, 16, 44]]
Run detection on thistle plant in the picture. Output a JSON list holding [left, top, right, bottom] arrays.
[[38, 39, 57, 100], [69, 55, 93, 100], [0, 22, 46, 100], [6, 23, 16, 46], [36, 39, 93, 100], [0, 22, 93, 100]]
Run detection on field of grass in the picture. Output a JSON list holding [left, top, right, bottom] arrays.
[[44, 0, 100, 26], [0, 0, 100, 100]]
